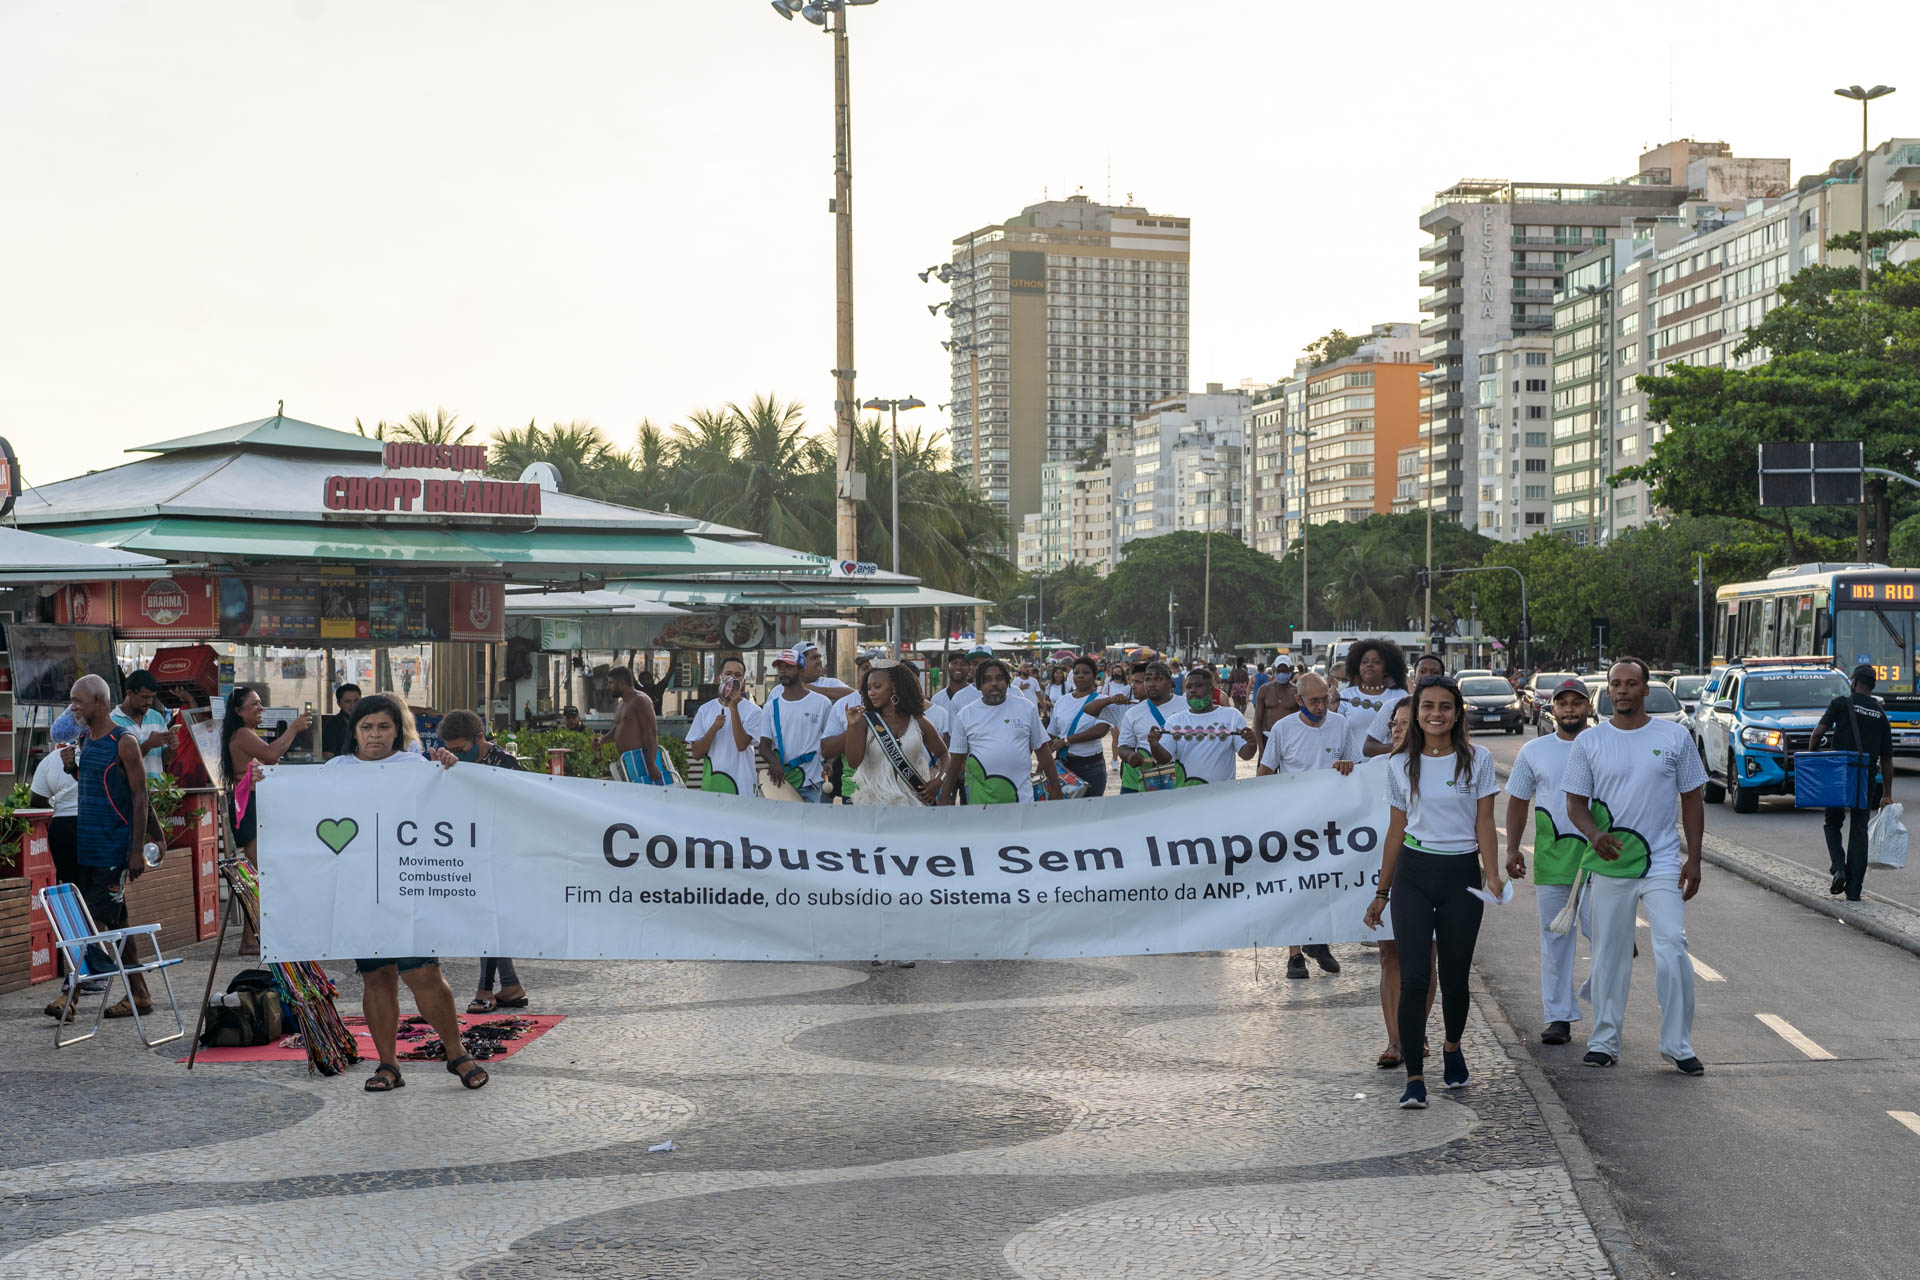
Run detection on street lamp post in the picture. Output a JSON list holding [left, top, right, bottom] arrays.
[[770, 0, 882, 683], [861, 394, 924, 651], [1196, 463, 1225, 653], [1577, 283, 1611, 547], [1834, 85, 1896, 296]]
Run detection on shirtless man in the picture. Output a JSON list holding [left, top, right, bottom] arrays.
[[1250, 660, 1301, 754], [605, 666, 666, 784]]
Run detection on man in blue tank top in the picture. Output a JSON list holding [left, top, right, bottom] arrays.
[[65, 674, 153, 1017]]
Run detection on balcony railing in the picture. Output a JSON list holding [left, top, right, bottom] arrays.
[[1419, 262, 1458, 288], [1419, 234, 1463, 261]]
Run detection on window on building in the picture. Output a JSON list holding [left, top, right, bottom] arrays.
[[1525, 458, 1547, 472], [1526, 405, 1547, 420], [1525, 431, 1548, 447], [1615, 496, 1638, 518], [1525, 484, 1547, 499], [1525, 378, 1548, 393], [1525, 351, 1548, 366], [1525, 511, 1546, 525]]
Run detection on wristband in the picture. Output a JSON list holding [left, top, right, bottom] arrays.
[[1373, 889, 1390, 900]]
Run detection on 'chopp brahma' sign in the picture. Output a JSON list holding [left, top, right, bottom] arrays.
[[259, 763, 1390, 963], [323, 474, 542, 515]]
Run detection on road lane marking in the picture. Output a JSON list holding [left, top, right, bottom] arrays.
[[1891, 1111, 1920, 1138], [1756, 1013, 1835, 1060], [1629, 917, 1725, 981]]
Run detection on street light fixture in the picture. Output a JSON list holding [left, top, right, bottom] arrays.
[[764, 0, 887, 684], [861, 394, 925, 651], [1195, 463, 1225, 652], [1834, 85, 1896, 295]]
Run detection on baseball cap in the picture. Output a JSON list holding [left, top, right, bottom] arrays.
[[966, 643, 994, 657], [773, 648, 802, 667], [1852, 663, 1878, 686], [563, 705, 580, 715], [1551, 677, 1590, 697]]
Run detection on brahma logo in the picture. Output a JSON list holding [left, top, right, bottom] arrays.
[[64, 585, 94, 624], [141, 579, 189, 626], [467, 585, 496, 633]]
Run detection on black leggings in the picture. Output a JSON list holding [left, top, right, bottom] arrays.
[[1389, 848, 1485, 1080]]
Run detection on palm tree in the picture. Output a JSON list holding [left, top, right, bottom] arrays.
[[1326, 528, 1416, 628], [486, 419, 619, 500], [355, 408, 474, 444], [669, 409, 740, 517], [679, 394, 830, 548]]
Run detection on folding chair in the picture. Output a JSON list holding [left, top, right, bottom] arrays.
[[36, 881, 187, 1049]]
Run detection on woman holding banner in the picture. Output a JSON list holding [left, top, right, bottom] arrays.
[[323, 694, 487, 1094], [1363, 675, 1502, 1111], [841, 660, 946, 807]]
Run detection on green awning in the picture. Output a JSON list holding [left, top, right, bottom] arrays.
[[605, 580, 991, 610], [30, 518, 816, 580]]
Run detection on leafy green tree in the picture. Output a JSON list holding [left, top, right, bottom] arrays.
[[1096, 532, 1292, 651], [1304, 329, 1363, 369], [1619, 246, 1920, 559]]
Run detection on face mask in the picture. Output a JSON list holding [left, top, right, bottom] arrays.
[[1300, 705, 1325, 724], [454, 742, 483, 763], [1187, 696, 1212, 713]]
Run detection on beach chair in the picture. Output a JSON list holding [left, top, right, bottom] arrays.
[[36, 882, 187, 1049]]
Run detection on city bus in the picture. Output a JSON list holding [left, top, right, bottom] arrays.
[[1712, 561, 1920, 748]]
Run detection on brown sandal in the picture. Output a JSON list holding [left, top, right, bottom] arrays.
[[1377, 1047, 1403, 1069], [466, 995, 497, 1014]]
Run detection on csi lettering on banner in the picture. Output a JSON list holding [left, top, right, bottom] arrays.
[[259, 765, 1390, 963]]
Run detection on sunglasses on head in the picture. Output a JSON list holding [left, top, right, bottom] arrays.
[[1415, 674, 1458, 690]]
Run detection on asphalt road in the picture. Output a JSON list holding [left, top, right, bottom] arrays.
[[1471, 727, 1920, 1280]]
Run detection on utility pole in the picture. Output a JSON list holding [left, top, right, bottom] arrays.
[[1695, 552, 1706, 672], [1423, 504, 1434, 641], [828, 3, 860, 684]]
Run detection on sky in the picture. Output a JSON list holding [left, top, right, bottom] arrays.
[[2, 0, 1911, 489]]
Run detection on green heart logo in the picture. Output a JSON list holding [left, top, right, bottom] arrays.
[[315, 817, 360, 855]]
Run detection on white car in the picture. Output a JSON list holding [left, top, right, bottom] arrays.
[[1455, 668, 1494, 680]]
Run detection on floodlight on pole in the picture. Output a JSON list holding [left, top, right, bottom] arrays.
[[1833, 84, 1896, 296], [762, 0, 888, 685]]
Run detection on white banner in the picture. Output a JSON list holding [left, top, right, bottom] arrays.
[[258, 764, 1391, 963]]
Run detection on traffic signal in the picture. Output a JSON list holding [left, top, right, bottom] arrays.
[[1416, 567, 1431, 590]]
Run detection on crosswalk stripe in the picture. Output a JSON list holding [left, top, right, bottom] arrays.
[[1756, 1013, 1836, 1060], [1890, 1111, 1920, 1138], [1692, 957, 1726, 982]]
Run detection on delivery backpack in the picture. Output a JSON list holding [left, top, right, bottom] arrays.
[[199, 968, 287, 1048]]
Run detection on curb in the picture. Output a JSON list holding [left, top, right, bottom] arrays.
[[1698, 831, 1920, 959], [1471, 969, 1659, 1280]]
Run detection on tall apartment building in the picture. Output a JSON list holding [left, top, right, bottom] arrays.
[[1414, 141, 1788, 534], [1246, 381, 1290, 558], [1472, 335, 1555, 537], [943, 195, 1191, 536], [1112, 386, 1248, 556], [1242, 322, 1421, 561], [1553, 136, 1918, 541]]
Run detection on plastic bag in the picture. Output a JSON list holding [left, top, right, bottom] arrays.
[[1869, 803, 1908, 871]]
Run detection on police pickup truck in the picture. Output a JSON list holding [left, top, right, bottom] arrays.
[[1695, 659, 1853, 813]]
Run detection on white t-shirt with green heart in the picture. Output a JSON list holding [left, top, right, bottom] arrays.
[[1385, 745, 1499, 854]]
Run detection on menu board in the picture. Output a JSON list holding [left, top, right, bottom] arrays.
[[59, 573, 502, 646]]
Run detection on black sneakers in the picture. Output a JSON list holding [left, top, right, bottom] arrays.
[[1540, 1020, 1572, 1045], [1304, 943, 1341, 974], [1672, 1056, 1706, 1076], [1831, 871, 1847, 896], [1583, 1050, 1616, 1067], [1399, 1079, 1429, 1109], [1285, 953, 1309, 979]]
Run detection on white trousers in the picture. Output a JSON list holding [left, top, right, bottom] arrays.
[[1533, 880, 1590, 1024], [1586, 873, 1695, 1062]]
